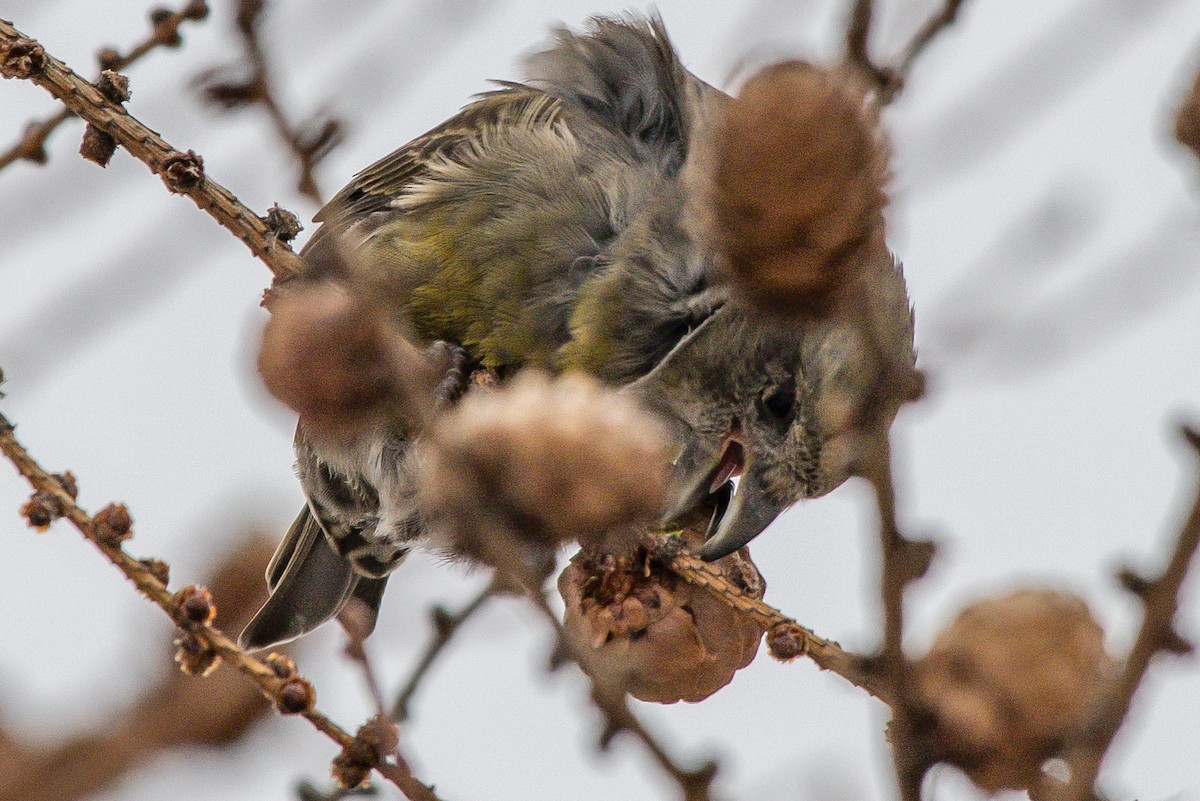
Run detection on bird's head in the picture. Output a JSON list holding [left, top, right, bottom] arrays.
[[626, 251, 914, 561]]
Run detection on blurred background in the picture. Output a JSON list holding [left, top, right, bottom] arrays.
[[1, 0, 1199, 799]]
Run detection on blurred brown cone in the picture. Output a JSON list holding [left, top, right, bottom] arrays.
[[418, 370, 672, 573], [908, 588, 1112, 792], [688, 60, 888, 316], [559, 524, 765, 704]]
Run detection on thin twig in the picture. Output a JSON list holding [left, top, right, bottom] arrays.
[[893, 0, 968, 84], [0, 409, 442, 801], [0, 18, 304, 280], [392, 581, 497, 722], [0, 0, 210, 172], [844, 0, 891, 91], [643, 533, 892, 703], [197, 0, 343, 203], [1056, 425, 1200, 800], [843, 0, 971, 104]]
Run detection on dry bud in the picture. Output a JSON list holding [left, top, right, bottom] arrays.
[[21, 490, 63, 529], [1, 39, 47, 80], [418, 371, 672, 566], [173, 630, 220, 676], [559, 527, 764, 703], [139, 557, 171, 586], [149, 7, 184, 46], [909, 589, 1112, 792], [160, 149, 205, 192], [689, 61, 888, 315], [261, 202, 303, 244], [93, 502, 133, 546], [332, 716, 397, 788], [80, 124, 118, 167], [173, 585, 217, 626], [265, 652, 298, 679], [276, 676, 316, 714], [96, 69, 131, 103], [766, 621, 809, 662]]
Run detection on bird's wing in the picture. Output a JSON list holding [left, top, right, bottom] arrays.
[[311, 87, 563, 228]]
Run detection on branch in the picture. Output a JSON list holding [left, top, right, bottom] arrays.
[[197, 0, 343, 203], [0, 18, 304, 280], [843, 0, 970, 104], [391, 582, 497, 722], [0, 409, 441, 801], [1057, 424, 1200, 800], [643, 533, 892, 703], [0, 0, 210, 172]]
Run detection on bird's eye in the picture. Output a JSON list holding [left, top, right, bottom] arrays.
[[760, 384, 796, 429]]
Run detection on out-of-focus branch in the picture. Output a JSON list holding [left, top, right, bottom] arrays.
[[391, 581, 498, 722], [1175, 68, 1200, 165], [525, 587, 719, 801], [0, 0, 210, 172], [0, 536, 283, 801], [1056, 425, 1200, 800], [843, 0, 970, 104], [0, 18, 304, 280], [0, 409, 441, 801], [196, 0, 343, 203]]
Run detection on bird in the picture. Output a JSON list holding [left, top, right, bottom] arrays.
[[239, 13, 915, 650]]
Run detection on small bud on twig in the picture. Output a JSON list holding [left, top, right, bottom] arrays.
[[93, 502, 133, 546], [261, 202, 302, 244], [173, 584, 217, 625], [139, 557, 171, 586], [80, 124, 118, 166], [95, 69, 131, 102], [266, 651, 298, 679], [1, 38, 47, 79], [160, 149, 205, 192], [19, 471, 76, 529], [277, 676, 316, 714], [766, 621, 810, 662], [174, 629, 221, 676]]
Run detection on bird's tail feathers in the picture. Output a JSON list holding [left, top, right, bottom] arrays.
[[523, 13, 690, 159], [240, 505, 387, 650]]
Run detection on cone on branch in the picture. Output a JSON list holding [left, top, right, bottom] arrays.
[[908, 588, 1113, 792], [687, 60, 889, 316], [558, 522, 765, 704]]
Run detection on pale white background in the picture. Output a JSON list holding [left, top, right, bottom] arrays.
[[2, 1, 1199, 799]]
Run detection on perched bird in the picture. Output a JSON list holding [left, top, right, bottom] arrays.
[[240, 14, 915, 650]]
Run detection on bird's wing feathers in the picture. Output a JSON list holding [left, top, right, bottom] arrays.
[[313, 88, 564, 227]]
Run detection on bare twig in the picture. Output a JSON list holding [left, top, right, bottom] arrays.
[[844, 0, 891, 93], [392, 581, 498, 722], [196, 0, 343, 203], [0, 18, 304, 280], [0, 0, 210, 172], [643, 533, 892, 703], [0, 409, 441, 801], [842, 0, 970, 104], [1056, 425, 1200, 800], [858, 426, 934, 801], [893, 0, 967, 84]]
